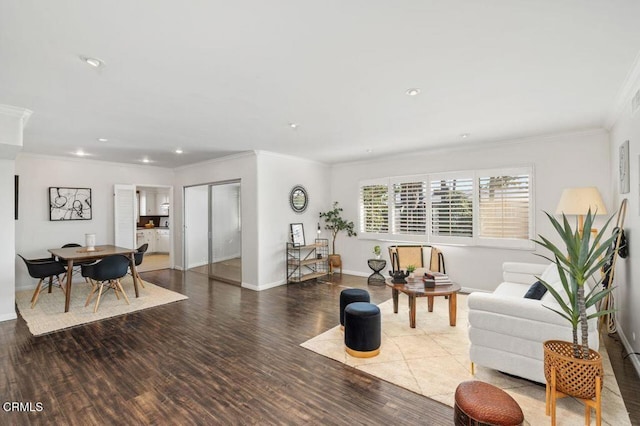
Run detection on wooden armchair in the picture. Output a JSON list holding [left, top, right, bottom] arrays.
[[388, 245, 446, 273]]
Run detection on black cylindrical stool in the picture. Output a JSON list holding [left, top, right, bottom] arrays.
[[454, 380, 524, 426], [339, 288, 370, 328], [344, 302, 381, 358]]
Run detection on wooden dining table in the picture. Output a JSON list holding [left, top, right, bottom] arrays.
[[48, 244, 141, 313]]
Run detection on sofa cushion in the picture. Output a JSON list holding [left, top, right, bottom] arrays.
[[524, 280, 547, 300], [540, 263, 560, 284]]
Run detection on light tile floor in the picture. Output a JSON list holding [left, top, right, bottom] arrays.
[[301, 294, 630, 426]]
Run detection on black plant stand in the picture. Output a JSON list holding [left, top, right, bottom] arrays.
[[367, 259, 387, 286]]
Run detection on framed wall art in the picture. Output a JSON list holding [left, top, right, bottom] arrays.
[[290, 223, 305, 246], [49, 187, 92, 220], [619, 140, 630, 194]]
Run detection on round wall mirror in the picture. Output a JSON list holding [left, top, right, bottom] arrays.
[[289, 185, 308, 213]]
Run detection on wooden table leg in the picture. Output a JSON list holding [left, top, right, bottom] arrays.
[[129, 254, 140, 298], [427, 295, 434, 312], [64, 259, 73, 312], [392, 289, 399, 313], [448, 292, 457, 326], [409, 294, 416, 328]]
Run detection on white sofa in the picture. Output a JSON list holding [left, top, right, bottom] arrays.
[[467, 262, 599, 384]]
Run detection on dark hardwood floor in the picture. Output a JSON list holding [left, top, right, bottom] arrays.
[[1, 270, 639, 425]]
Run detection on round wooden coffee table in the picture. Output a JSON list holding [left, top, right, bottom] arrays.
[[386, 278, 461, 328]]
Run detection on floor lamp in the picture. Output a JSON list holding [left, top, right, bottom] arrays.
[[555, 187, 607, 236]]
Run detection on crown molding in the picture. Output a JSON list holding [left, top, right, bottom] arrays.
[[172, 150, 256, 172], [0, 104, 33, 126], [605, 50, 640, 128]]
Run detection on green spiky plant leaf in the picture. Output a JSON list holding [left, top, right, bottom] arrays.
[[533, 209, 617, 359]]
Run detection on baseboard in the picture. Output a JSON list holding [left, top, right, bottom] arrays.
[[0, 311, 17, 322], [617, 326, 640, 379], [341, 269, 369, 278], [242, 280, 285, 292]]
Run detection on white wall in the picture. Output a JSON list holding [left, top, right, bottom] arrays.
[[184, 185, 209, 268], [330, 130, 611, 292], [256, 151, 330, 290], [0, 160, 16, 321], [15, 154, 174, 290], [609, 80, 640, 373], [173, 152, 258, 286]]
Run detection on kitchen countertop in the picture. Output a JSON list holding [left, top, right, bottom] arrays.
[[137, 227, 170, 230]]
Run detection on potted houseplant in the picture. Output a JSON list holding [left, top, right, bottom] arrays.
[[373, 245, 381, 259], [533, 209, 617, 403], [319, 202, 357, 273], [406, 264, 416, 279]]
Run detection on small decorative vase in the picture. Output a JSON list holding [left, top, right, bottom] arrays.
[[85, 233, 96, 251]]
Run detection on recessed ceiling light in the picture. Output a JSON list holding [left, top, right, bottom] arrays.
[[460, 133, 470, 139], [75, 150, 87, 157], [79, 55, 104, 68], [405, 88, 421, 96], [289, 123, 299, 129], [366, 149, 373, 153], [175, 149, 183, 154], [141, 158, 150, 163], [97, 138, 108, 142]]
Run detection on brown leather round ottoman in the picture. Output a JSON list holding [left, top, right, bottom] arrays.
[[454, 381, 524, 426]]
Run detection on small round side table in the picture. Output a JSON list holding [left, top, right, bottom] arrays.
[[367, 259, 387, 286]]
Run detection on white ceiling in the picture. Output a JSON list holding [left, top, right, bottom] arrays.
[[2, 1, 640, 168]]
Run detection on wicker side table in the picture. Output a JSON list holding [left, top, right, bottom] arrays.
[[367, 259, 386, 286]]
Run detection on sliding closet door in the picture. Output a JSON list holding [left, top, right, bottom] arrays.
[[208, 181, 242, 284]]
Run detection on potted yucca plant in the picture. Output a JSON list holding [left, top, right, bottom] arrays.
[[533, 209, 617, 403]]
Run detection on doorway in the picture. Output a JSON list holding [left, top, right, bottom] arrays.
[[184, 180, 242, 285], [135, 185, 172, 272]]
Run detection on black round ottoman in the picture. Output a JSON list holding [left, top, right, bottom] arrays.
[[344, 302, 381, 358], [339, 288, 370, 328]]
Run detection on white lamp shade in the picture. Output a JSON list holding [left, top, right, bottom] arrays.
[[555, 187, 607, 216], [85, 233, 96, 251]]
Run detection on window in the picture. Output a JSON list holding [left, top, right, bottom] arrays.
[[429, 176, 473, 240], [359, 181, 389, 233], [392, 180, 427, 235], [478, 169, 532, 247], [358, 166, 534, 249]]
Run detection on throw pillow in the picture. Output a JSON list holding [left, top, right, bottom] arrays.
[[524, 280, 548, 300]]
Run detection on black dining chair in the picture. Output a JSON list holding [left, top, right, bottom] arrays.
[[57, 243, 93, 283], [130, 243, 149, 288], [81, 254, 131, 313], [18, 254, 68, 308]]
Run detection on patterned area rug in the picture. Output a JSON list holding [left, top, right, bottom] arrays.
[[301, 294, 630, 426], [16, 276, 187, 336]]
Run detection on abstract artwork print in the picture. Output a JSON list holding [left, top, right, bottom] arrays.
[[49, 187, 92, 220]]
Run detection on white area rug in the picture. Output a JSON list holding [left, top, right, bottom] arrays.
[[301, 294, 630, 426], [16, 276, 187, 336]]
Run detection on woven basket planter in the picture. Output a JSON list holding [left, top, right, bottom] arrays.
[[543, 339, 603, 400]]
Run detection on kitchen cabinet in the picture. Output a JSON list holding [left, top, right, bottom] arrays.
[[138, 189, 170, 216], [136, 229, 156, 252], [156, 229, 170, 253], [136, 228, 170, 253]]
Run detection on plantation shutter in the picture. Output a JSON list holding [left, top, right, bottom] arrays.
[[391, 179, 427, 235], [359, 180, 389, 233], [478, 171, 531, 240], [430, 175, 474, 239]]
